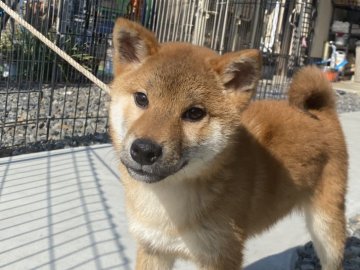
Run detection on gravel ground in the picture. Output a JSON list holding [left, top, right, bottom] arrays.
[[336, 90, 360, 113], [0, 85, 110, 156]]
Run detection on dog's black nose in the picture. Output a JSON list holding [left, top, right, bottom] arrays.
[[130, 139, 162, 165]]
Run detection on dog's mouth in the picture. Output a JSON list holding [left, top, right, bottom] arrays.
[[124, 161, 188, 183], [126, 167, 164, 183]]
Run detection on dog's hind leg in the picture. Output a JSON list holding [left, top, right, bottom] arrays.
[[304, 164, 347, 270]]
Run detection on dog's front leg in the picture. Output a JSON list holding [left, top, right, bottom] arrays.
[[197, 253, 243, 270], [135, 246, 175, 270]]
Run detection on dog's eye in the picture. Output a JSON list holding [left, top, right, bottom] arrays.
[[134, 92, 148, 108], [182, 107, 206, 122]]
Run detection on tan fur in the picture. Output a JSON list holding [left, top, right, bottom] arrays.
[[288, 66, 336, 111], [109, 19, 347, 270]]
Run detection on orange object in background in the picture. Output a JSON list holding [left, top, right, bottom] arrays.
[[323, 67, 338, 82]]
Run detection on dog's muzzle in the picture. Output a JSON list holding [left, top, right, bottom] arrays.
[[120, 139, 188, 183]]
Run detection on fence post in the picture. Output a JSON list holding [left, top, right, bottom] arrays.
[[46, 0, 63, 141]]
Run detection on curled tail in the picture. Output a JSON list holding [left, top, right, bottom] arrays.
[[288, 66, 336, 112]]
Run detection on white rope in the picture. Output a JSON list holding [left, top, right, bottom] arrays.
[[0, 1, 110, 93]]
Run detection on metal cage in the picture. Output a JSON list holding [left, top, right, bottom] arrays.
[[0, 0, 317, 156]]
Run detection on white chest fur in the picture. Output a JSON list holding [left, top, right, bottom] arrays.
[[129, 219, 192, 256], [129, 215, 228, 260], [126, 174, 227, 259]]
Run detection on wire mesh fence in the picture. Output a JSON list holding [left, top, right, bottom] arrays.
[[0, 0, 318, 156]]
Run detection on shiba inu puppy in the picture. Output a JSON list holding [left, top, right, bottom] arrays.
[[109, 18, 347, 270]]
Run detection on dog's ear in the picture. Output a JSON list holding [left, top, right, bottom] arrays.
[[112, 18, 159, 76], [210, 49, 262, 103]]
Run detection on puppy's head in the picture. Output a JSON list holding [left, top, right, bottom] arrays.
[[110, 18, 261, 183]]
